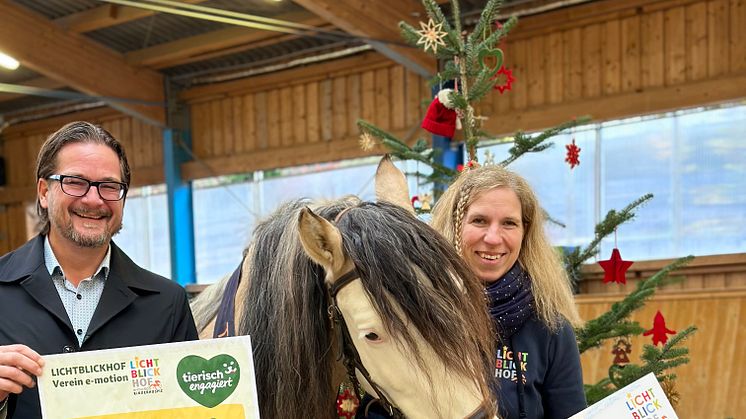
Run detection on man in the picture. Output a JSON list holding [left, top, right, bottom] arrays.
[[0, 121, 198, 418]]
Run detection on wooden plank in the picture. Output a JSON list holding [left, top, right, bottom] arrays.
[[562, 28, 583, 102], [346, 74, 362, 136], [664, 7, 687, 85], [582, 23, 602, 98], [726, 272, 746, 288], [129, 119, 144, 169], [361, 70, 376, 123], [405, 70, 423, 126], [482, 71, 746, 136], [55, 1, 208, 33], [232, 96, 244, 154], [191, 102, 210, 158], [320, 80, 333, 142], [210, 100, 224, 157], [280, 86, 294, 147], [510, 39, 528, 110], [292, 85, 307, 146], [241, 93, 256, 152], [730, 0, 746, 72], [332, 77, 348, 140], [292, 0, 435, 77], [266, 90, 281, 149], [621, 15, 641, 93], [641, 11, 665, 88], [707, 0, 730, 78], [706, 272, 727, 288], [306, 82, 320, 144], [253, 92, 268, 150], [390, 66, 406, 130], [685, 2, 709, 81], [221, 97, 235, 156], [527, 36, 546, 107], [602, 19, 622, 95], [150, 125, 163, 168], [375, 67, 391, 130], [546, 32, 564, 104]]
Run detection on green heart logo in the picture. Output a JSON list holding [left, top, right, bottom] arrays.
[[177, 354, 240, 408], [478, 48, 504, 78]]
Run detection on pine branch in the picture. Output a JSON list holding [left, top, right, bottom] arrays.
[[564, 193, 654, 286], [576, 256, 694, 353], [467, 0, 505, 48], [500, 116, 590, 166]]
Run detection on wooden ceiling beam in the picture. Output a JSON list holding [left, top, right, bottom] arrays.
[[292, 0, 435, 77], [0, 2, 165, 125], [54, 0, 208, 33], [125, 11, 326, 69]]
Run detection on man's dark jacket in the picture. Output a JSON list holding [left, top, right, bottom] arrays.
[[0, 235, 198, 419]]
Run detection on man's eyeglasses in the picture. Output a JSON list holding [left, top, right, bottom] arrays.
[[47, 174, 128, 201]]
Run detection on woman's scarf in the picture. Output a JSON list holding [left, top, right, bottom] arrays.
[[485, 262, 535, 339]]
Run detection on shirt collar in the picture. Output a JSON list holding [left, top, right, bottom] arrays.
[[44, 235, 111, 281]]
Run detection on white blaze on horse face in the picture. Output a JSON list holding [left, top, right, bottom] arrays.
[[336, 280, 485, 419]]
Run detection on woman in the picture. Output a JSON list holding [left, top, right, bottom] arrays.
[[430, 164, 586, 419]]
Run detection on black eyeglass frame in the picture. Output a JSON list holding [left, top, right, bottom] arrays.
[[47, 174, 128, 201]]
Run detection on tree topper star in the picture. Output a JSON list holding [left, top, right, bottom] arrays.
[[416, 19, 448, 53]]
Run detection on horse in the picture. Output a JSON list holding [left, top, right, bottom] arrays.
[[191, 157, 498, 418]]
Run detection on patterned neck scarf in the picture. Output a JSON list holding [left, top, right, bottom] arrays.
[[484, 262, 535, 339]]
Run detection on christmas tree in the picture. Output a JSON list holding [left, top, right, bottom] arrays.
[[356, 0, 696, 405]]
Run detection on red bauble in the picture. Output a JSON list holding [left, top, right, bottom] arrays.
[[643, 310, 677, 346], [598, 248, 634, 284]]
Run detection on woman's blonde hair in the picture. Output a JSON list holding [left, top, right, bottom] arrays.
[[431, 165, 583, 330]]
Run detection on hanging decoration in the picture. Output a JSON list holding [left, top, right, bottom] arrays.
[[565, 138, 581, 169], [415, 19, 448, 53], [492, 66, 516, 94], [358, 132, 376, 151], [643, 310, 676, 346], [336, 388, 359, 419], [483, 149, 496, 165], [419, 192, 433, 211], [421, 88, 458, 138], [599, 248, 634, 284], [611, 338, 632, 365]]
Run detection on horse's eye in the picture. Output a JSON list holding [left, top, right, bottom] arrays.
[[364, 332, 380, 341]]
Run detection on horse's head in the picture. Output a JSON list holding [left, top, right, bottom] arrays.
[[298, 201, 497, 419]]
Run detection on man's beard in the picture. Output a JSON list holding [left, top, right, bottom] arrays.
[[52, 206, 122, 248]]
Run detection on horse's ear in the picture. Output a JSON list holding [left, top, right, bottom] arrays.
[[297, 207, 347, 275], [375, 155, 414, 215]]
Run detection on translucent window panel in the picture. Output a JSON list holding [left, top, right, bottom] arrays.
[[599, 117, 676, 260], [480, 130, 596, 249], [676, 106, 746, 257], [193, 183, 254, 284], [117, 190, 171, 279]]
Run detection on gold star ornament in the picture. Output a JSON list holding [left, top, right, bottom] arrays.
[[416, 19, 447, 53]]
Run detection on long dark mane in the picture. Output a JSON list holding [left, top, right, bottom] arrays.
[[335, 201, 497, 409], [237, 197, 360, 419]]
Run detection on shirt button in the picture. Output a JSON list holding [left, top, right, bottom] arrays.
[[76, 294, 82, 300], [63, 345, 75, 353], [77, 329, 83, 335]]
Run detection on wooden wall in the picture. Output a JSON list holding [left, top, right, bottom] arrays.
[[180, 51, 432, 179], [578, 288, 746, 418], [486, 0, 746, 134]]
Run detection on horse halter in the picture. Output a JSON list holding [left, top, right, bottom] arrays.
[[328, 269, 406, 419]]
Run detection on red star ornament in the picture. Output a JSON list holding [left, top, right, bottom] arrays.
[[565, 138, 581, 169], [336, 388, 359, 419], [598, 248, 634, 284], [492, 66, 516, 94], [643, 310, 676, 346]]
